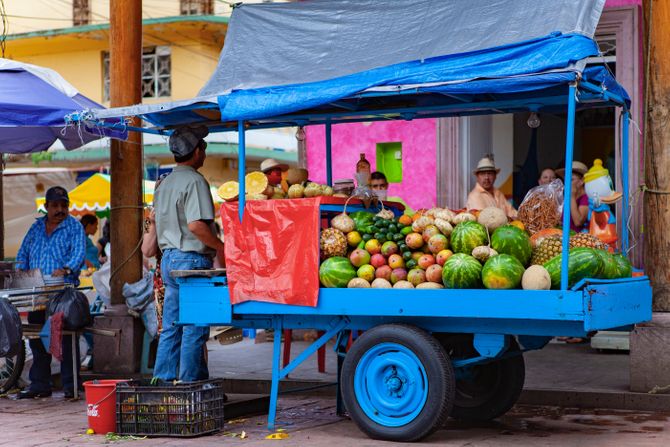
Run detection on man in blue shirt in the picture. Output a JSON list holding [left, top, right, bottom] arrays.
[[15, 186, 86, 399]]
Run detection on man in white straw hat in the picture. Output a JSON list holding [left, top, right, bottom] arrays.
[[466, 155, 517, 219], [260, 158, 289, 187]]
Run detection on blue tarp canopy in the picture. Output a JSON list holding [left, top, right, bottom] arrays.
[[77, 0, 629, 134], [0, 59, 126, 153]]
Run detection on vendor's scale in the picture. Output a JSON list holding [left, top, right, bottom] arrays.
[[66, 0, 652, 441]]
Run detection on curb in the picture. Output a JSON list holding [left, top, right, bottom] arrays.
[[222, 378, 670, 412]]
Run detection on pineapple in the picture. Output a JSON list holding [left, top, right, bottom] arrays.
[[569, 233, 608, 251], [320, 228, 348, 258], [530, 236, 563, 265]]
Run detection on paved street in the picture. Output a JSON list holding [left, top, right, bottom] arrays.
[[1, 393, 668, 446]]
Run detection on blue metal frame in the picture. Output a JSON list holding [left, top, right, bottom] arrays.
[[237, 120, 246, 222], [560, 84, 577, 291], [325, 119, 333, 186]]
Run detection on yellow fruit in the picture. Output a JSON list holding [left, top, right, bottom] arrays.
[[86, 428, 95, 435], [217, 181, 239, 201], [510, 220, 525, 231], [347, 231, 362, 247], [245, 171, 269, 195]]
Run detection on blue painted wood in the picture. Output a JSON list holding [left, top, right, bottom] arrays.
[[583, 280, 652, 331], [560, 84, 577, 290], [238, 120, 246, 222]]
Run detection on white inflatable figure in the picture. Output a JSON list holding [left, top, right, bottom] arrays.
[[584, 159, 622, 247]]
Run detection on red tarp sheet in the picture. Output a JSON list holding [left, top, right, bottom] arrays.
[[220, 198, 322, 306]]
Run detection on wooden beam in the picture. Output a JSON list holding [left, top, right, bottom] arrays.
[[109, 0, 143, 305], [643, 0, 670, 310]]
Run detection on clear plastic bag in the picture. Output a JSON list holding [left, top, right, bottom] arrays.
[[517, 179, 564, 235]]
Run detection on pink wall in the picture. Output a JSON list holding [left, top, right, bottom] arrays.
[[305, 120, 437, 210]]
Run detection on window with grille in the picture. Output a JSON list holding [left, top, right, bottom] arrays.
[[180, 0, 213, 15], [73, 0, 90, 26], [103, 47, 172, 101]]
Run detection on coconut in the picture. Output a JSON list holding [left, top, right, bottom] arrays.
[[434, 218, 453, 236], [472, 245, 498, 263], [371, 278, 393, 288], [416, 282, 444, 289], [412, 216, 435, 233], [331, 213, 355, 233], [376, 208, 395, 220], [303, 182, 322, 198], [347, 278, 371, 288], [288, 184, 305, 199], [392, 280, 414, 289], [453, 212, 476, 225], [478, 207, 508, 231], [434, 208, 456, 223], [521, 265, 551, 290]]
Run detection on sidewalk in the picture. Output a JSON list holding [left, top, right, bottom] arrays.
[[207, 336, 670, 411]]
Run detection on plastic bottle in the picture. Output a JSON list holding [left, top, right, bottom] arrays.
[[355, 153, 370, 186]]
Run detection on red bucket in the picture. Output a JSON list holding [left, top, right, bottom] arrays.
[[83, 379, 127, 434]]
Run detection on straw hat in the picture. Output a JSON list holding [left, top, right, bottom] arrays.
[[260, 158, 289, 173], [472, 157, 500, 175], [556, 161, 588, 179]]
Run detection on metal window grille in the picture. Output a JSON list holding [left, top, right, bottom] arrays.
[[180, 0, 213, 15], [103, 47, 172, 101], [73, 0, 90, 26]]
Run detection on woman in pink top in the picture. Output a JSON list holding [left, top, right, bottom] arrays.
[[557, 161, 589, 233]]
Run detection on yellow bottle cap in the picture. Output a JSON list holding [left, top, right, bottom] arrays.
[[584, 158, 609, 183]]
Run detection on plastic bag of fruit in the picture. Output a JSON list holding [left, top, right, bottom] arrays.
[[517, 179, 564, 235]]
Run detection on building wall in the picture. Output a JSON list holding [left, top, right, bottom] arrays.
[[305, 119, 437, 210]]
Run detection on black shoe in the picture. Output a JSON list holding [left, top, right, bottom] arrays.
[[16, 389, 52, 399], [63, 390, 74, 399]]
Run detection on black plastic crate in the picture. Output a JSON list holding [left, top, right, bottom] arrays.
[[115, 379, 225, 437]]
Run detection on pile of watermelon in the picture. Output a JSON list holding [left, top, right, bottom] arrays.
[[318, 206, 634, 290]]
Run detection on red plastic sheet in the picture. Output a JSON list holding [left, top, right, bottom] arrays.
[[220, 198, 322, 306]]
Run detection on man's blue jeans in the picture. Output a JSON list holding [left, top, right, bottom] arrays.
[[153, 249, 212, 382]]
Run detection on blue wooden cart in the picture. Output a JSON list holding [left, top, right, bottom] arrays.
[[68, 1, 652, 441]]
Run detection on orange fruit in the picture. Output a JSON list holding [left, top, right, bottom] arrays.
[[510, 220, 525, 231], [398, 215, 413, 226]]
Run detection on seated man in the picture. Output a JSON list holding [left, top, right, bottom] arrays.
[[369, 171, 414, 215], [466, 156, 517, 219]]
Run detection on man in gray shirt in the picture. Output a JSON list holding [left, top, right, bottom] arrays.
[[153, 125, 224, 382]]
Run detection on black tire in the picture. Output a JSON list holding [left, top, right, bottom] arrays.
[[445, 337, 525, 421], [0, 342, 26, 393], [341, 324, 454, 442]]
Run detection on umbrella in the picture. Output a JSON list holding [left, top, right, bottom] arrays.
[[35, 173, 154, 217], [0, 58, 125, 153]]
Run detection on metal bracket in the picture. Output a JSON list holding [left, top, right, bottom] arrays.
[[473, 333, 508, 358]]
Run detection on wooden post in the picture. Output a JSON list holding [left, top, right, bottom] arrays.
[[643, 0, 670, 311], [109, 0, 143, 306]]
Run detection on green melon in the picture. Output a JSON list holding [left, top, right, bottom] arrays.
[[319, 256, 357, 288], [593, 249, 618, 280], [612, 253, 633, 279], [442, 253, 483, 289], [543, 247, 603, 289], [490, 225, 532, 266], [482, 254, 525, 289], [450, 221, 488, 255]]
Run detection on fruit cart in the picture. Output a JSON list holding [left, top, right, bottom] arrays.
[[68, 0, 652, 441]]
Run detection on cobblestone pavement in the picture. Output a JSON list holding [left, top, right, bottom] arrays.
[[1, 392, 669, 447]]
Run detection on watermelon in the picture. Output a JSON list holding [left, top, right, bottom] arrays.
[[442, 253, 483, 289], [450, 221, 488, 255], [612, 253, 633, 278], [482, 254, 525, 289], [490, 225, 532, 266], [319, 256, 357, 288], [543, 247, 603, 289], [593, 249, 618, 279]]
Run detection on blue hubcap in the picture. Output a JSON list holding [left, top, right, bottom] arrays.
[[354, 342, 428, 427]]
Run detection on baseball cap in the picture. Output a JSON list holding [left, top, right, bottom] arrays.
[[169, 125, 209, 157], [45, 186, 69, 203]]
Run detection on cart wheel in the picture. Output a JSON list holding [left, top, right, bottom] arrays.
[[0, 341, 26, 393], [449, 341, 525, 421], [341, 324, 454, 442]]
